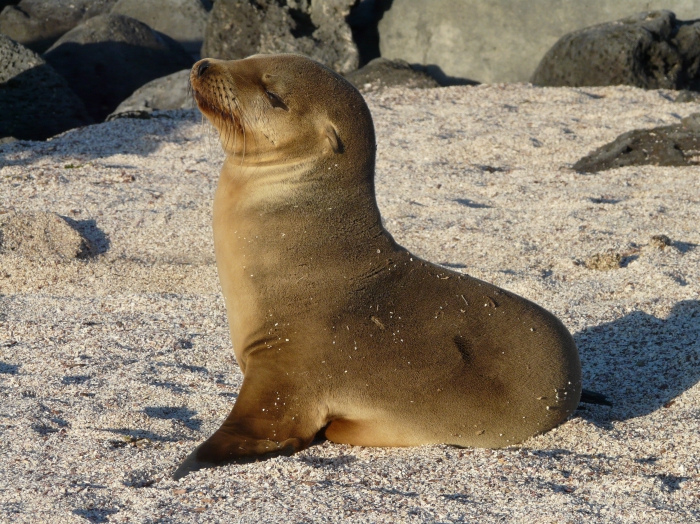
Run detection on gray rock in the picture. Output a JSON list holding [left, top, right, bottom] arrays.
[[0, 212, 94, 260], [202, 0, 358, 75], [675, 89, 700, 102], [532, 11, 700, 90], [107, 69, 193, 120], [43, 14, 194, 122], [377, 0, 700, 84], [572, 113, 700, 172], [344, 57, 440, 92], [110, 0, 212, 59], [0, 34, 93, 141], [0, 0, 117, 53]]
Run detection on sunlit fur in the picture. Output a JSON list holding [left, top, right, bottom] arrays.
[[173, 54, 582, 481]]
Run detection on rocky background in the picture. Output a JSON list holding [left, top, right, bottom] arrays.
[[3, 1, 700, 144]]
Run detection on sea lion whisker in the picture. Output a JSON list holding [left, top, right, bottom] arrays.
[[228, 92, 242, 156], [232, 97, 250, 167], [192, 92, 219, 153], [226, 95, 244, 165], [186, 79, 194, 105], [221, 92, 234, 152], [231, 71, 249, 86]]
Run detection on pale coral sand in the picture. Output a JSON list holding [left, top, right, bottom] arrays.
[[1, 84, 699, 523]]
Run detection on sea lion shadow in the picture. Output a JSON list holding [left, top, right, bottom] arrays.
[[573, 299, 700, 425]]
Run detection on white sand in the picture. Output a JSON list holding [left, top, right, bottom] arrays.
[[1, 84, 698, 523]]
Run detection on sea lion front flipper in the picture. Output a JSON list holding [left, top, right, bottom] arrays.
[[172, 428, 301, 480], [173, 362, 323, 480]]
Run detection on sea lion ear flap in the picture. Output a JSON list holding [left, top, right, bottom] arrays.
[[325, 123, 344, 154]]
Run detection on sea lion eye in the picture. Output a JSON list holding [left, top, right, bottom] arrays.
[[265, 90, 288, 111]]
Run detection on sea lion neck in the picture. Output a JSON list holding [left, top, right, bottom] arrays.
[[212, 136, 392, 313], [215, 150, 384, 247], [217, 120, 378, 216]]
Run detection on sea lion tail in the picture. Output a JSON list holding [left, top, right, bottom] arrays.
[[579, 388, 613, 406]]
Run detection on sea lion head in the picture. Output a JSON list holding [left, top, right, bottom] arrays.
[[190, 54, 375, 168]]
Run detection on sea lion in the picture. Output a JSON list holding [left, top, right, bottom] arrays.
[[173, 54, 582, 480]]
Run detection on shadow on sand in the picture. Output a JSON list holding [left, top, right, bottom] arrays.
[[0, 109, 200, 168], [574, 299, 700, 422]]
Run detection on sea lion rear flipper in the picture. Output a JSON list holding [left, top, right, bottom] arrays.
[[172, 431, 300, 480]]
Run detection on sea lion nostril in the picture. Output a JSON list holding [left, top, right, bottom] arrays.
[[197, 60, 210, 77]]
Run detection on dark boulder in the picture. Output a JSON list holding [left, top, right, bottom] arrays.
[[0, 0, 117, 53], [201, 0, 358, 74], [43, 14, 194, 122], [346, 0, 389, 67], [532, 10, 700, 91], [345, 57, 440, 92], [110, 0, 212, 59], [0, 34, 93, 141], [573, 113, 700, 172]]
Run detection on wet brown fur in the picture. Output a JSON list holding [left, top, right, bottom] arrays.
[[173, 54, 582, 480]]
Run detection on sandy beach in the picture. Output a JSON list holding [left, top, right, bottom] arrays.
[[1, 83, 698, 523]]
